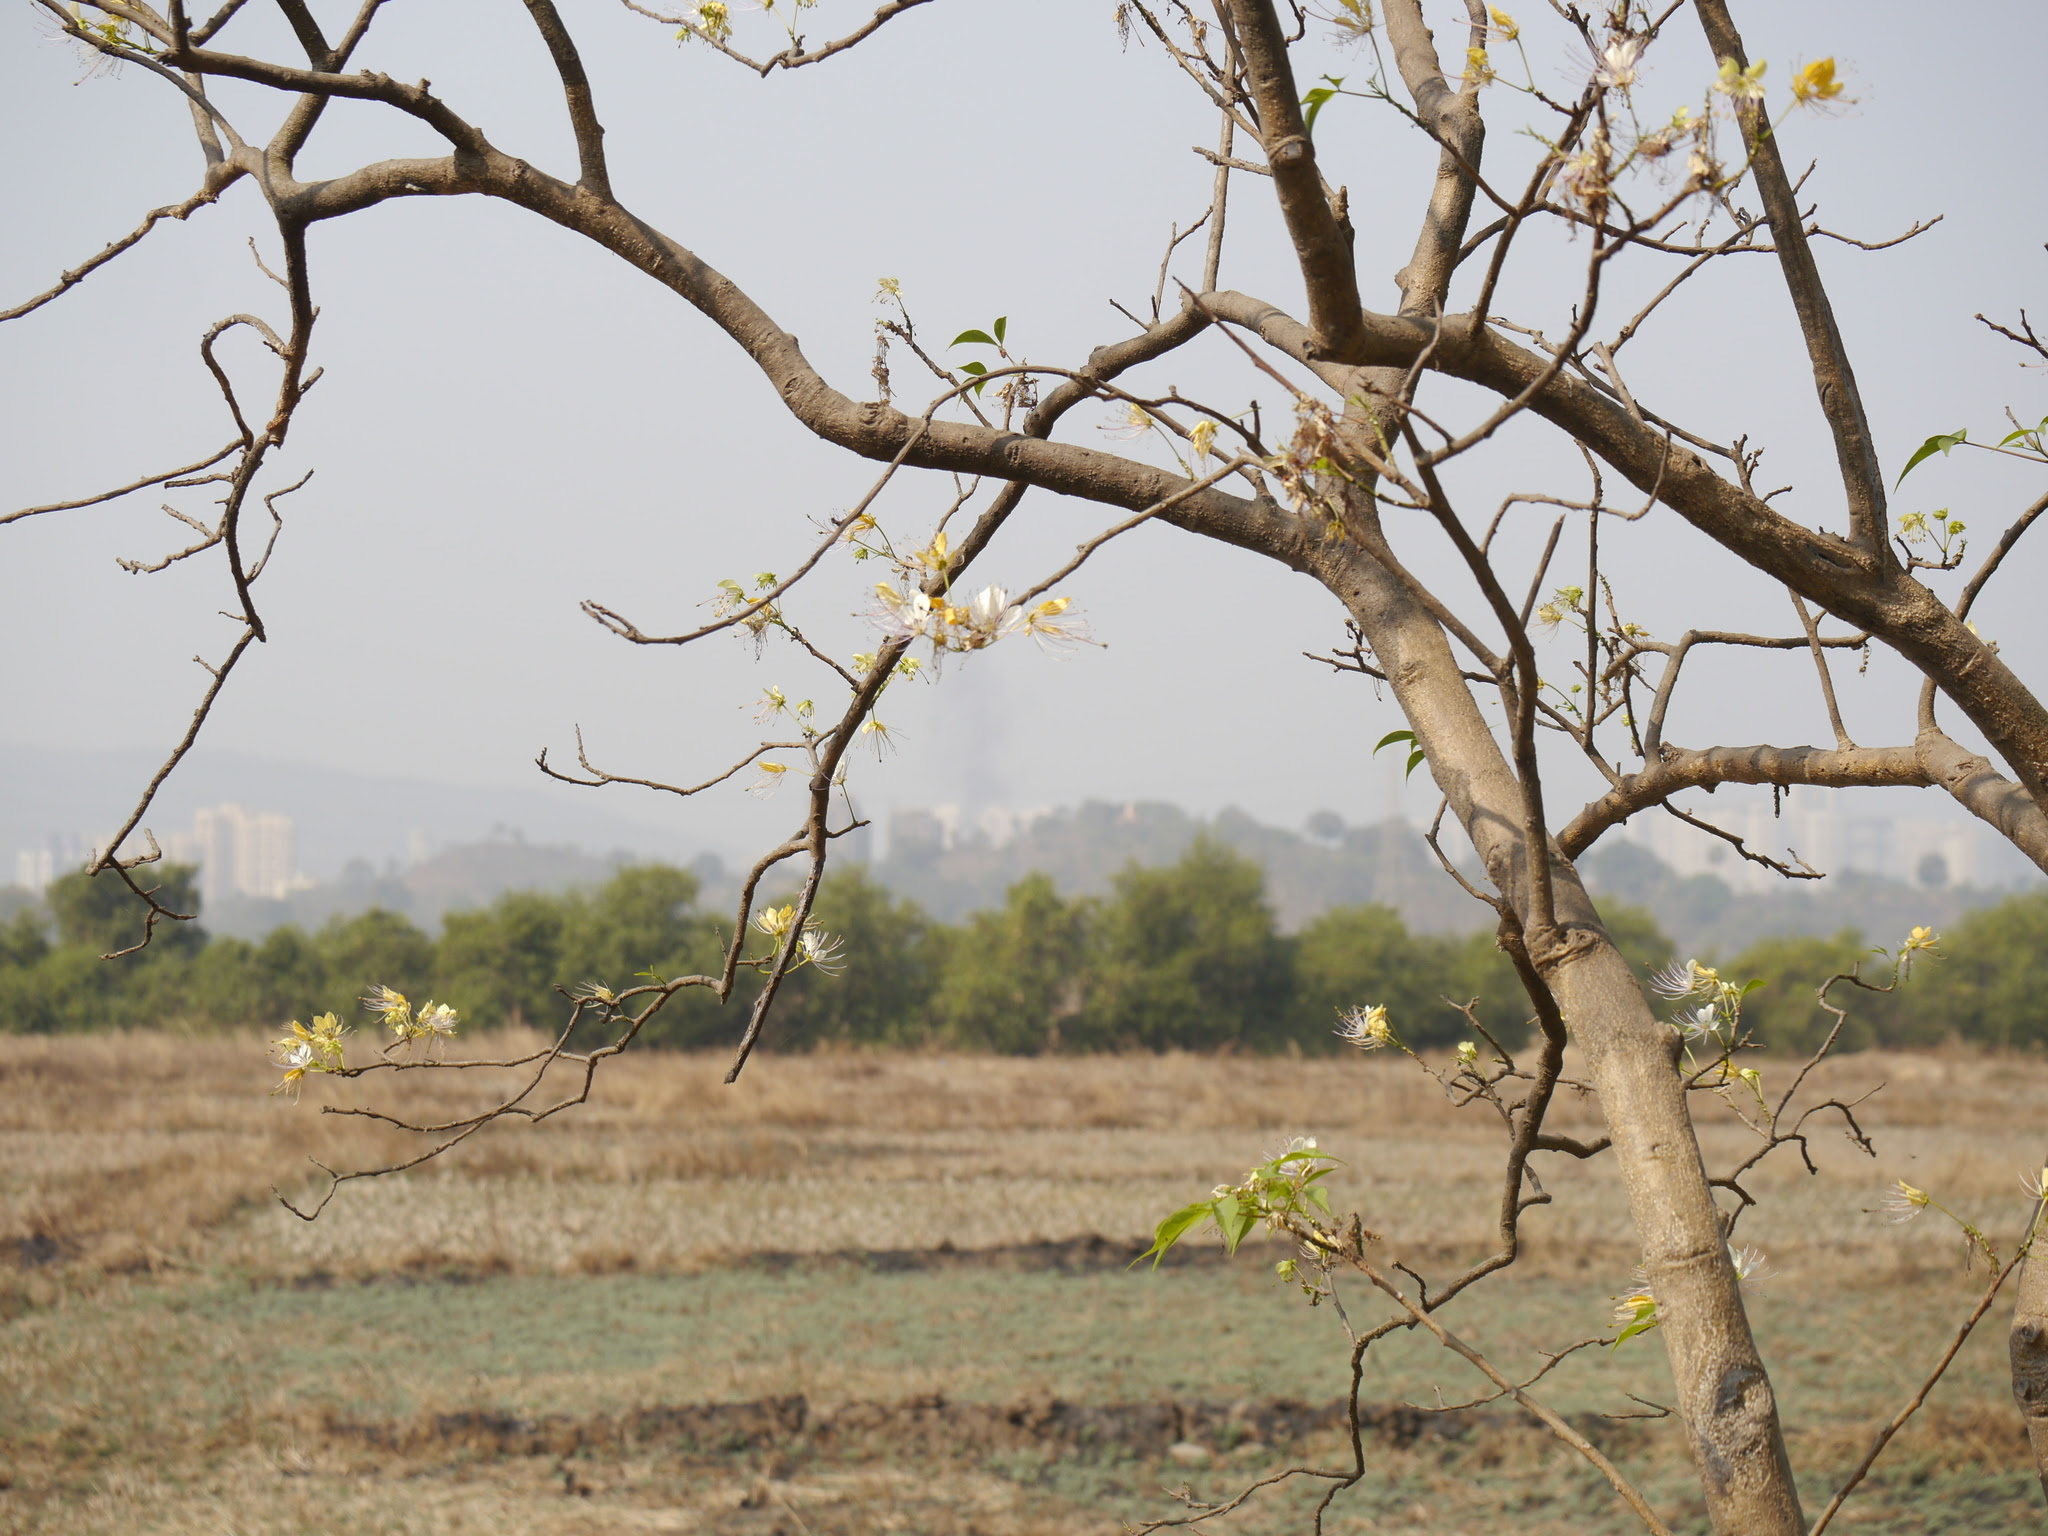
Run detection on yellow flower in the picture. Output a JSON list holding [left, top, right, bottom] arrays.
[[1327, 0, 1374, 42], [361, 984, 409, 1024], [691, 1, 731, 41], [747, 761, 789, 798], [1100, 402, 1155, 441], [1791, 57, 1844, 105], [1336, 1004, 1394, 1051], [1881, 1180, 1931, 1223], [1464, 46, 1496, 87], [1612, 1287, 1657, 1325], [1487, 6, 1517, 41], [1188, 419, 1218, 462], [754, 903, 798, 939]]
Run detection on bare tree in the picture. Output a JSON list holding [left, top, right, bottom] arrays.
[[11, 2, 2048, 1530]]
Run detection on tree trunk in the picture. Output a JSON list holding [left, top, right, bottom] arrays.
[[1314, 514, 1806, 1534], [2013, 1229, 2048, 1499]]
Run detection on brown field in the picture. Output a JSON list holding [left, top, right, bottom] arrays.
[[3, 1033, 2045, 1533]]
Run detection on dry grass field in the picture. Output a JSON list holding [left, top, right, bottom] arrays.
[[3, 1032, 2045, 1534]]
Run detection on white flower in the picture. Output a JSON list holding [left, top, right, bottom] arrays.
[[1268, 1134, 1320, 1163], [1729, 1243, 1773, 1290], [1648, 959, 1700, 999], [746, 761, 790, 798], [959, 584, 1025, 649], [2022, 1168, 2048, 1204], [415, 1003, 459, 1039], [870, 582, 936, 641], [754, 903, 799, 940], [1552, 143, 1607, 206], [1455, 1041, 1480, 1066], [799, 927, 847, 977], [1335, 1003, 1393, 1051], [1674, 1003, 1721, 1042], [1594, 36, 1642, 91]]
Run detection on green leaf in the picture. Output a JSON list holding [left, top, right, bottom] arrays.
[[1741, 977, 1768, 997], [1132, 1200, 1215, 1270], [1373, 729, 1416, 754], [950, 329, 999, 349], [1405, 748, 1427, 780], [1215, 1194, 1259, 1257], [1302, 74, 1344, 137], [992, 315, 1008, 345], [958, 359, 990, 396], [1998, 416, 2048, 447], [1896, 429, 1967, 487], [1611, 1303, 1661, 1349], [1307, 1184, 1332, 1213]]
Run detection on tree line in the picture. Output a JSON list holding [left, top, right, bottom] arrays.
[[2, 838, 2039, 1052]]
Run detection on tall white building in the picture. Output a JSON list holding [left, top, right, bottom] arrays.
[[1616, 787, 1987, 892], [12, 848, 54, 895], [189, 804, 301, 905]]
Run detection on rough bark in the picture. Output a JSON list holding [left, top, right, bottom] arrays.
[[2014, 1243, 2048, 1498], [1303, 515, 1806, 1535]]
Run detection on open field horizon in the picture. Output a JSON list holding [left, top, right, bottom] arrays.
[[4, 1035, 2045, 1533]]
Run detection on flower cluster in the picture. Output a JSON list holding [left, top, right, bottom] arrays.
[[1897, 510, 1967, 567], [870, 580, 1086, 657], [677, 2, 731, 43], [1264, 398, 1355, 536], [270, 1012, 349, 1097], [710, 573, 784, 652], [1649, 958, 1752, 1044], [751, 903, 847, 977], [362, 984, 460, 1049]]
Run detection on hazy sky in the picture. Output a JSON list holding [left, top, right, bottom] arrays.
[[5, 2, 2046, 869]]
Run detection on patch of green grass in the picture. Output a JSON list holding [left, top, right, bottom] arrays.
[[1, 1259, 2034, 1534]]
